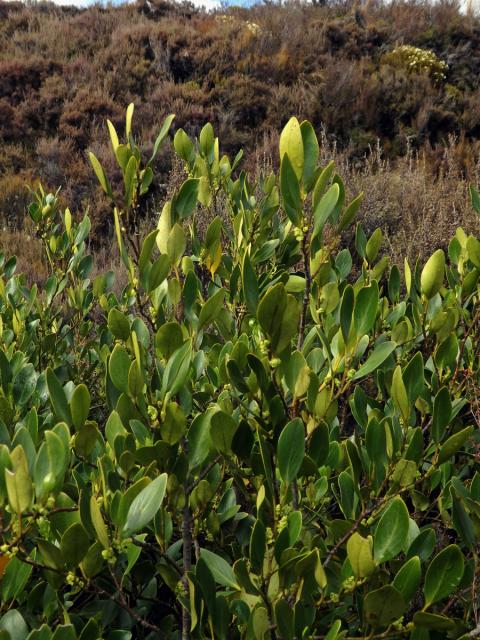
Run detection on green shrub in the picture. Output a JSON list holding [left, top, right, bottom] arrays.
[[0, 106, 479, 639]]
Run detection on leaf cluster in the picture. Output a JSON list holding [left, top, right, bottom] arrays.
[[0, 107, 479, 639]]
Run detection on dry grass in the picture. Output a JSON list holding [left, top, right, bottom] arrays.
[[3, 133, 479, 288]]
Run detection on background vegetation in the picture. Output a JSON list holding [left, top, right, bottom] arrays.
[[1, 0, 480, 273]]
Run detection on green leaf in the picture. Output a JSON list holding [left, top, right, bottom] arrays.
[[242, 252, 259, 315], [0, 610, 28, 640], [374, 497, 410, 563], [198, 289, 226, 332], [393, 556, 421, 601], [364, 585, 406, 628], [37, 539, 64, 570], [469, 184, 480, 214], [88, 152, 112, 197], [312, 183, 339, 240], [353, 341, 396, 380], [124, 155, 137, 209], [139, 229, 158, 271], [277, 418, 305, 483], [108, 308, 130, 340], [312, 160, 335, 209], [466, 235, 480, 267], [347, 532, 375, 578], [252, 606, 270, 640], [432, 386, 452, 443], [200, 549, 239, 590], [161, 402, 186, 445], [199, 123, 214, 159], [140, 168, 153, 199], [125, 103, 134, 139], [284, 350, 310, 399], [174, 128, 194, 164], [300, 120, 319, 189], [324, 621, 342, 640], [167, 223, 186, 265], [81, 542, 103, 579], [125, 535, 146, 576], [123, 473, 168, 536], [128, 361, 144, 397], [421, 249, 445, 299], [90, 495, 109, 548], [257, 283, 300, 354], [161, 340, 192, 399], [156, 201, 172, 254], [338, 470, 358, 519], [149, 113, 175, 164], [391, 459, 417, 487], [46, 368, 71, 425], [451, 489, 475, 550], [51, 626, 76, 640], [70, 384, 91, 431], [1, 556, 32, 603], [366, 228, 383, 263], [412, 612, 456, 631], [109, 344, 131, 394], [27, 624, 52, 640], [391, 365, 410, 423], [107, 119, 119, 150], [61, 522, 90, 568], [5, 446, 33, 514], [155, 322, 184, 359], [275, 600, 294, 640], [279, 116, 304, 181], [105, 410, 127, 451], [353, 281, 379, 338], [117, 478, 150, 527], [280, 154, 302, 226], [173, 178, 199, 220], [340, 284, 354, 342], [249, 520, 266, 575], [210, 411, 237, 454], [148, 254, 171, 292], [424, 545, 464, 607], [74, 421, 99, 458], [403, 351, 424, 405], [437, 426, 473, 464], [338, 192, 364, 231]]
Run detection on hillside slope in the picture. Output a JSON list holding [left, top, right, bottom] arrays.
[[1, 0, 480, 235]]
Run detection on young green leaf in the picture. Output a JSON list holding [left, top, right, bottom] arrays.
[[277, 418, 305, 483], [432, 386, 452, 443], [108, 308, 130, 340], [353, 341, 396, 380], [46, 368, 71, 425], [393, 556, 421, 601], [70, 384, 91, 431], [374, 497, 410, 563], [123, 473, 168, 536], [347, 532, 375, 578], [424, 545, 464, 607], [198, 288, 226, 332], [364, 585, 406, 628], [279, 116, 304, 181], [200, 549, 239, 590], [108, 344, 131, 394]]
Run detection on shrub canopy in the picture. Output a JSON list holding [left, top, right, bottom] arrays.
[[0, 106, 479, 639]]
